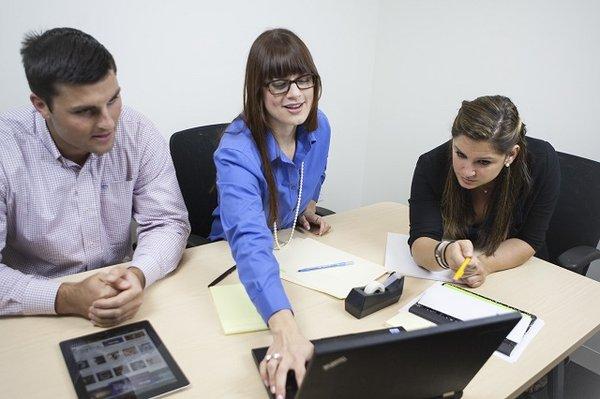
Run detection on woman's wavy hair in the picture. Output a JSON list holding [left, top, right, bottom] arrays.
[[243, 28, 321, 225], [441, 95, 532, 255]]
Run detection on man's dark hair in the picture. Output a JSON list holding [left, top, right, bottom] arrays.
[[20, 27, 117, 109]]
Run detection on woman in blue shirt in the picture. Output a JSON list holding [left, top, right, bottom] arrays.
[[209, 28, 331, 397]]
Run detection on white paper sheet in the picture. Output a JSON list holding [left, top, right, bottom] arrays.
[[274, 237, 388, 299], [384, 233, 454, 282]]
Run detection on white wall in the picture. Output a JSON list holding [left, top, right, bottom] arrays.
[[363, 0, 600, 207], [0, 0, 379, 212], [2, 0, 598, 211]]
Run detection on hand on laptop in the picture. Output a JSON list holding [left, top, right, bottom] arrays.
[[261, 309, 314, 399], [88, 266, 146, 327]]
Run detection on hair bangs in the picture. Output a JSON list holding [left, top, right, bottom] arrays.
[[260, 37, 315, 81]]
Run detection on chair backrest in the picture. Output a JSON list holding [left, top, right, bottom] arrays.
[[170, 123, 229, 238], [546, 151, 600, 268]]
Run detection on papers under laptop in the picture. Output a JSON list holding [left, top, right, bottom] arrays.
[[252, 313, 521, 399], [386, 282, 544, 363]]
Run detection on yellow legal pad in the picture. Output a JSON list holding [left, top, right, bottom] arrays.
[[209, 283, 268, 335]]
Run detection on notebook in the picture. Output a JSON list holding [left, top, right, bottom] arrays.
[[386, 282, 544, 362]]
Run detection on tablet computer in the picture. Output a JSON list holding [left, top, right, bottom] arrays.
[[60, 320, 189, 399]]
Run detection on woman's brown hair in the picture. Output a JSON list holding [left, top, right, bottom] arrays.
[[441, 95, 532, 255], [243, 28, 321, 226]]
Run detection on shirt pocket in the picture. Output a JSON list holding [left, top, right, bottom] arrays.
[[100, 180, 134, 245]]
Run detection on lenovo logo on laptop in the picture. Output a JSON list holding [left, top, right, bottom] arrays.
[[322, 356, 347, 371]]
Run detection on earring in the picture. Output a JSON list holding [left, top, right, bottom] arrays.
[[505, 162, 510, 168]]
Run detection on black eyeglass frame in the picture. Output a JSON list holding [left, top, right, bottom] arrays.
[[264, 73, 317, 96]]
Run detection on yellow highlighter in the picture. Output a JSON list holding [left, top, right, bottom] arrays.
[[453, 257, 472, 280]]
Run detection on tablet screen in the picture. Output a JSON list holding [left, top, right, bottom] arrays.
[[60, 320, 189, 399]]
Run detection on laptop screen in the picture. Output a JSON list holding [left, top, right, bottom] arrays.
[[252, 313, 520, 399]]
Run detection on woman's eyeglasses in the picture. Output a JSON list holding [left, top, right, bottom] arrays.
[[265, 74, 316, 96]]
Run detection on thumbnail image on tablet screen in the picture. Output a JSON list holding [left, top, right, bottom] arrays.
[[60, 320, 189, 399]]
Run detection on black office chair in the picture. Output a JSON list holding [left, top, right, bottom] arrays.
[[170, 123, 334, 248], [543, 151, 600, 399], [545, 151, 600, 275], [170, 124, 227, 246]]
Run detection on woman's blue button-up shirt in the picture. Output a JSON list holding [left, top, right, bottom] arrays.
[[209, 110, 331, 322]]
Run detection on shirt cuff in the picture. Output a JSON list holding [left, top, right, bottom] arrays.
[[251, 278, 293, 324], [130, 254, 163, 288], [23, 278, 62, 315]]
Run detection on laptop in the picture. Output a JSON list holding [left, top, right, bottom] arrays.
[[252, 313, 520, 399]]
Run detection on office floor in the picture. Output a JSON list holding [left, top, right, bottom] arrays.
[[519, 362, 600, 399]]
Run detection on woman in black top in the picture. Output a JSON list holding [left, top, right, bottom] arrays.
[[409, 95, 560, 287]]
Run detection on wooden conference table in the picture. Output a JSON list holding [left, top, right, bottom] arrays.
[[2, 202, 600, 398]]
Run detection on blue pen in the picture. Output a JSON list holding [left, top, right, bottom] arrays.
[[297, 260, 354, 273]]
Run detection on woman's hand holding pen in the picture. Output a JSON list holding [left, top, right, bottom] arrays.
[[445, 240, 490, 288], [259, 310, 314, 399], [457, 259, 489, 288]]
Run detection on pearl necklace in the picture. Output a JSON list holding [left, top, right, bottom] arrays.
[[273, 162, 304, 250]]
